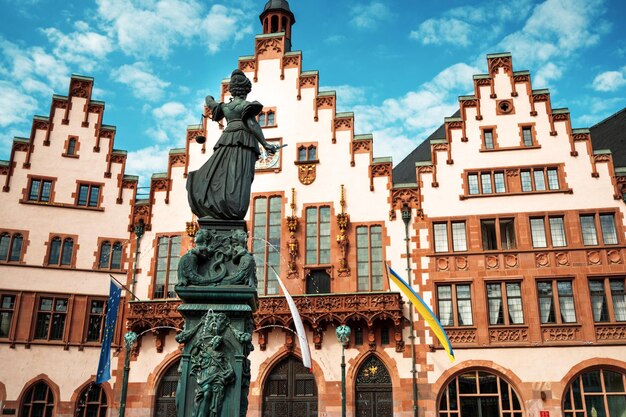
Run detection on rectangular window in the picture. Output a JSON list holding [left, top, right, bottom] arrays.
[[356, 225, 384, 291], [451, 222, 467, 252], [549, 217, 567, 247], [494, 172, 505, 193], [522, 127, 533, 147], [305, 206, 330, 265], [580, 215, 598, 246], [86, 300, 105, 342], [34, 297, 68, 340], [153, 235, 181, 298], [537, 280, 576, 324], [28, 179, 52, 202], [600, 214, 618, 245], [77, 184, 100, 207], [481, 218, 516, 250], [253, 197, 282, 295], [436, 284, 474, 328], [468, 174, 479, 195], [589, 278, 626, 322], [433, 221, 467, 253], [433, 223, 449, 253], [547, 169, 559, 190], [487, 282, 524, 325], [533, 170, 546, 191], [484, 129, 494, 149], [521, 171, 532, 192], [481, 173, 493, 194], [0, 294, 15, 338], [530, 218, 547, 248]]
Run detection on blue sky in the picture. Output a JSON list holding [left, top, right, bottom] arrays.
[[1, 0, 625, 182]]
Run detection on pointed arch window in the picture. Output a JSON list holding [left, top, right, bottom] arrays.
[[20, 381, 55, 417], [47, 236, 75, 267], [76, 384, 107, 417], [355, 355, 393, 417], [0, 231, 24, 262], [98, 240, 123, 270]]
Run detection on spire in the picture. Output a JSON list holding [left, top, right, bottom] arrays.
[[259, 0, 296, 50]]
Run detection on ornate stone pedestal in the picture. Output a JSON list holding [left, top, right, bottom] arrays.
[[175, 219, 258, 417]]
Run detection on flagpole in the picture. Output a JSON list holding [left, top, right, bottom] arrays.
[[109, 274, 140, 301], [401, 205, 419, 417]]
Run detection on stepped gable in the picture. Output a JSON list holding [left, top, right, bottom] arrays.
[[590, 107, 626, 168]]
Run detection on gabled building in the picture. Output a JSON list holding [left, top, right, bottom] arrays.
[[0, 76, 134, 417], [1, 2, 625, 417]]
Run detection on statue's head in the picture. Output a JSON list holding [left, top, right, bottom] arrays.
[[231, 229, 248, 246], [229, 69, 252, 98], [195, 229, 209, 245]]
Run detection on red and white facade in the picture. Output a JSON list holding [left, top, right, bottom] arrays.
[[1, 3, 625, 417]]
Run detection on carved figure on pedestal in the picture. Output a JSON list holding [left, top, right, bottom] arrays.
[[187, 69, 280, 220], [223, 230, 257, 287], [191, 335, 234, 417]]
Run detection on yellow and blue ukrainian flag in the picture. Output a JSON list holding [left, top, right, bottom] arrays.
[[387, 265, 455, 362], [96, 280, 122, 384]]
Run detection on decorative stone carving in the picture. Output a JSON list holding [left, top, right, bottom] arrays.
[[587, 250, 602, 265], [352, 140, 371, 153], [455, 256, 468, 271], [436, 257, 449, 271], [485, 255, 499, 269], [70, 79, 92, 98], [152, 178, 169, 192], [177, 229, 257, 288], [336, 186, 350, 277], [535, 252, 550, 267], [369, 163, 391, 191], [488, 56, 512, 75], [595, 325, 626, 340], [238, 59, 255, 72], [169, 153, 187, 167], [542, 326, 579, 342], [391, 187, 419, 211], [334, 117, 353, 130], [607, 250, 623, 264], [299, 75, 316, 88], [282, 55, 300, 67], [504, 254, 518, 268], [489, 328, 528, 342], [298, 163, 316, 185], [286, 188, 298, 278], [446, 329, 476, 344], [316, 96, 334, 109], [256, 37, 282, 56], [555, 252, 569, 266]]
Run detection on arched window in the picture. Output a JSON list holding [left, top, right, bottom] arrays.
[[61, 238, 73, 265], [111, 242, 123, 269], [0, 232, 22, 262], [48, 237, 62, 265], [10, 234, 23, 261], [67, 138, 77, 156], [0, 233, 10, 260], [20, 381, 54, 417], [563, 367, 626, 416], [262, 356, 317, 417], [438, 370, 523, 417], [76, 384, 107, 417], [270, 15, 279, 33], [259, 112, 266, 126], [267, 111, 275, 126], [355, 355, 393, 417], [99, 242, 111, 269], [154, 359, 180, 417]]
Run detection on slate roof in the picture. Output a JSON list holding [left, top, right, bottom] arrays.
[[392, 110, 460, 185], [590, 107, 626, 168]]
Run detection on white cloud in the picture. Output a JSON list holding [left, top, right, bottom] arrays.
[[592, 68, 626, 92], [42, 21, 114, 72], [0, 81, 38, 127], [533, 62, 563, 88], [409, 0, 532, 47], [350, 2, 391, 29], [124, 145, 170, 182], [111, 62, 170, 101], [95, 0, 252, 58], [149, 101, 197, 144], [319, 85, 367, 112], [499, 0, 608, 66], [353, 63, 479, 164]]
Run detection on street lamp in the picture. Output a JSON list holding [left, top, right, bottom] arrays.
[[335, 325, 351, 417], [401, 204, 419, 417], [119, 331, 138, 417]]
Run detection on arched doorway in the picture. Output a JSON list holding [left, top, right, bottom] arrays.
[[562, 367, 626, 416], [20, 381, 55, 417], [75, 384, 107, 417], [355, 355, 393, 417], [154, 359, 180, 417], [262, 355, 317, 417], [438, 369, 523, 417]]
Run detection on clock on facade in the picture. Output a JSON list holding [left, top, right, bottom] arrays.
[[255, 139, 281, 170]]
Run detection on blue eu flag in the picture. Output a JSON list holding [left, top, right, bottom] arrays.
[[96, 280, 122, 384]]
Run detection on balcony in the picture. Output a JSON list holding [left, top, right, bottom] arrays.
[[125, 292, 406, 351]]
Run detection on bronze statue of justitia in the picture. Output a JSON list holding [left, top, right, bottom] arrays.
[[187, 69, 280, 220]]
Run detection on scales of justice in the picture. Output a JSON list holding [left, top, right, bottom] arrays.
[[173, 69, 286, 417]]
